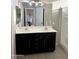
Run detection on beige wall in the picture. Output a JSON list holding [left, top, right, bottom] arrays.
[[44, 4, 52, 26], [60, 7, 68, 50], [52, 9, 61, 45], [11, 0, 16, 59]]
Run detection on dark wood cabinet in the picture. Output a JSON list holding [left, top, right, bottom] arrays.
[[16, 32, 56, 55]]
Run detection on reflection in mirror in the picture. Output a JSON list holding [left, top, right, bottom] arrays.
[[24, 8, 35, 26], [16, 6, 21, 26]]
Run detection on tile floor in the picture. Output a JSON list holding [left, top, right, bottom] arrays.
[[15, 46, 68, 59]]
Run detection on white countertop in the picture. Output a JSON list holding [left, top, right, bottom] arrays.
[[16, 26, 57, 34]]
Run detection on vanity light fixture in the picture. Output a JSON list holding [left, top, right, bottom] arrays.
[[29, 2, 32, 6], [29, 1, 36, 6], [28, 1, 44, 6], [35, 2, 38, 6], [25, 1, 29, 3], [38, 1, 42, 4], [31, 1, 35, 3], [38, 1, 44, 6]]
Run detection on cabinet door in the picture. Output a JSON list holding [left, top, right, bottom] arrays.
[[16, 34, 26, 54], [24, 34, 36, 54], [44, 33, 56, 51], [24, 36, 30, 54]]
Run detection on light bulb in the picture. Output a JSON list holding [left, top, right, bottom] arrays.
[[38, 1, 42, 4], [25, 1, 29, 3], [29, 2, 32, 6], [35, 2, 38, 6]]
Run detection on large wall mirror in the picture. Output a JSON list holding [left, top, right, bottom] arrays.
[[16, 1, 52, 27]]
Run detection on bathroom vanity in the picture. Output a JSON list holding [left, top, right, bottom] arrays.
[[15, 26, 57, 55]]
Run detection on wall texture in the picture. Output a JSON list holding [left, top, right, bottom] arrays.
[[60, 7, 68, 51], [44, 4, 52, 26], [11, 0, 16, 59]]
